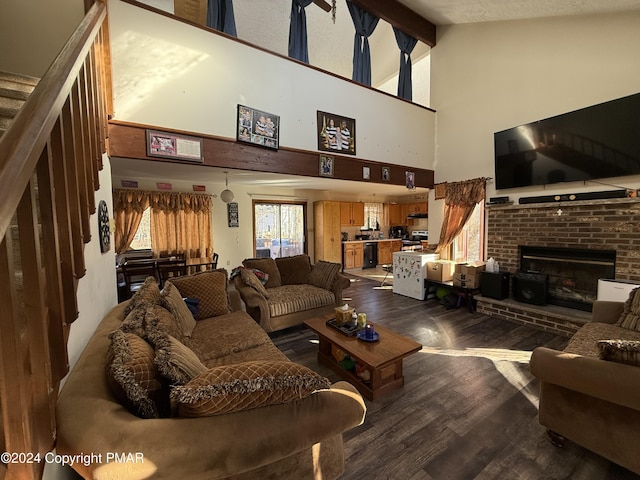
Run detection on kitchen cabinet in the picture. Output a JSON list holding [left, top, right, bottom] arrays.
[[388, 204, 402, 225], [340, 202, 365, 226], [391, 240, 402, 253], [378, 241, 393, 265], [343, 242, 364, 269], [314, 201, 342, 263], [408, 202, 428, 215]]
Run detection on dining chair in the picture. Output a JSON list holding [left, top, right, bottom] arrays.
[[121, 261, 158, 299], [157, 259, 188, 288], [211, 252, 219, 269]]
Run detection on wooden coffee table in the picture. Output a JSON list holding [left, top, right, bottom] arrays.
[[304, 315, 422, 400]]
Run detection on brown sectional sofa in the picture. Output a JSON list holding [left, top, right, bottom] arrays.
[[530, 291, 640, 475], [232, 254, 351, 332], [56, 270, 366, 479]]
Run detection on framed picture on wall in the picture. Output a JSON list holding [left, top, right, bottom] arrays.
[[146, 129, 203, 162], [317, 111, 356, 155], [319, 155, 334, 177], [237, 105, 279, 150], [382, 167, 390, 182]]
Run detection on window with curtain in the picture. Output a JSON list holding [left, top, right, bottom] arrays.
[[451, 201, 485, 262], [113, 189, 213, 259], [364, 202, 384, 230]]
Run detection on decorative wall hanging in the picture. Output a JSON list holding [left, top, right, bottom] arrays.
[[382, 167, 390, 182], [363, 166, 370, 180], [98, 200, 111, 253], [237, 105, 279, 150], [434, 182, 447, 200], [317, 111, 356, 155], [146, 129, 203, 162], [319, 155, 334, 177], [227, 202, 239, 227]]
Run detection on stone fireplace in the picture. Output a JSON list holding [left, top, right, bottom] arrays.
[[519, 245, 616, 311], [477, 197, 640, 335]]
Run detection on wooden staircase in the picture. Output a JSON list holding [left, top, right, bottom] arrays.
[[0, 72, 39, 138], [0, 2, 112, 479]]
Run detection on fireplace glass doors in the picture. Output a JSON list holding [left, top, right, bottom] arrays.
[[520, 246, 616, 311]]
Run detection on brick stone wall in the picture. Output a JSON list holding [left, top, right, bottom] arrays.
[[486, 197, 640, 283]]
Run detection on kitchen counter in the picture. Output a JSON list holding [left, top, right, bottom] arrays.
[[342, 238, 400, 243]]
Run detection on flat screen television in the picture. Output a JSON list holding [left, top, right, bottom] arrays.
[[494, 93, 640, 190]]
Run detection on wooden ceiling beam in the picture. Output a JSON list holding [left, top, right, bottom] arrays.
[[350, 0, 437, 47]]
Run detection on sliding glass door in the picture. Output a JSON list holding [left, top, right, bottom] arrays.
[[253, 201, 307, 258]]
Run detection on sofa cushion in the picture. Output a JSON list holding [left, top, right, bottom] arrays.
[[159, 282, 196, 337], [203, 342, 289, 368], [598, 339, 640, 367], [617, 287, 640, 331], [123, 276, 160, 316], [105, 329, 168, 418], [167, 269, 230, 320], [241, 268, 269, 298], [150, 304, 185, 342], [171, 361, 331, 417], [186, 311, 273, 362], [243, 258, 282, 288], [276, 254, 312, 285], [563, 322, 640, 357], [268, 284, 335, 318], [146, 328, 207, 385], [309, 261, 341, 290]]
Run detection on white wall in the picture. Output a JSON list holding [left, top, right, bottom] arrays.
[[108, 0, 435, 169], [428, 11, 640, 244], [0, 0, 84, 77]]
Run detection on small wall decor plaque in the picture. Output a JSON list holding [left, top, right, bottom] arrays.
[[227, 202, 239, 227]]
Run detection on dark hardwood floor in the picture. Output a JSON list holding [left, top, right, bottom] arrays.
[[270, 274, 640, 480]]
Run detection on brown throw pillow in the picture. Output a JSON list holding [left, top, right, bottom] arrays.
[[598, 339, 640, 367], [617, 287, 640, 331], [105, 329, 168, 418], [146, 328, 207, 385], [167, 270, 231, 320], [123, 276, 160, 316], [275, 254, 312, 285], [240, 268, 269, 298], [171, 361, 331, 417], [309, 261, 341, 290], [159, 282, 197, 338], [242, 258, 282, 288]]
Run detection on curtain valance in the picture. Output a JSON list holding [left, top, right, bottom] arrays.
[[113, 189, 213, 214]]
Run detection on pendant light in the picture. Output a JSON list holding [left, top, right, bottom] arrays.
[[220, 171, 234, 203]]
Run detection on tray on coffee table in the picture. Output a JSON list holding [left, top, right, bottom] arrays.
[[326, 318, 362, 337]]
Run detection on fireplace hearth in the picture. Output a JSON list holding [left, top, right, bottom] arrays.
[[520, 246, 616, 312]]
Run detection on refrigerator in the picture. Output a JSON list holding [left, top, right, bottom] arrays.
[[392, 251, 439, 300]]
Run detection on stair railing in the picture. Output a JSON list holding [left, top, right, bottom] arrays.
[[0, 1, 111, 479]]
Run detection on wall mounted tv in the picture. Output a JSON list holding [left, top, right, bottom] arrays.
[[494, 93, 640, 190]]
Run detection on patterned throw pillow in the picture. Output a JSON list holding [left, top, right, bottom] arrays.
[[159, 282, 197, 338], [617, 287, 640, 331], [146, 328, 207, 385], [105, 329, 168, 418], [123, 276, 160, 316], [242, 258, 282, 288], [167, 270, 231, 320], [171, 361, 331, 417], [240, 268, 269, 298], [598, 339, 640, 367], [309, 261, 341, 290]]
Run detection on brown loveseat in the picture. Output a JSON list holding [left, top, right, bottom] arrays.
[[529, 290, 640, 475], [56, 270, 366, 480], [232, 254, 351, 332]]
